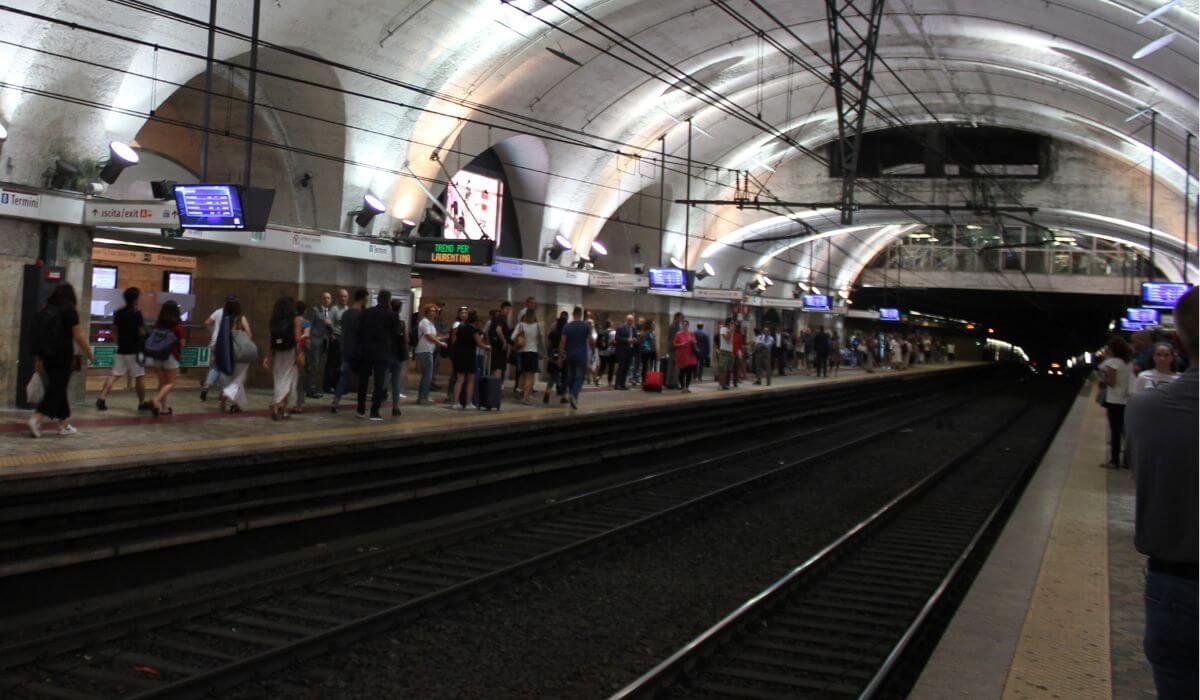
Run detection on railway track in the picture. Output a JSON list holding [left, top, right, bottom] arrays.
[[0, 374, 999, 699], [0, 369, 981, 580], [612, 381, 1076, 699]]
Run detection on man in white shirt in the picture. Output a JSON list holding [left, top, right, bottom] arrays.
[[415, 304, 446, 405], [717, 317, 734, 389]]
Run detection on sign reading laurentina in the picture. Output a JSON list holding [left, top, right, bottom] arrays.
[[84, 200, 179, 228], [413, 239, 495, 266]]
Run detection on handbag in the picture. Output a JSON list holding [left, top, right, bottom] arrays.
[[514, 329, 527, 351], [231, 328, 259, 363], [25, 372, 45, 404]]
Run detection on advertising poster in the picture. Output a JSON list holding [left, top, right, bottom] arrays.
[[444, 172, 503, 244]]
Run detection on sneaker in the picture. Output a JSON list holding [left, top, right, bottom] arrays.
[[27, 417, 41, 438], [391, 408, 401, 417], [95, 398, 107, 411], [58, 424, 78, 436], [356, 411, 367, 419], [569, 395, 578, 410], [369, 413, 383, 422], [397, 393, 407, 400]]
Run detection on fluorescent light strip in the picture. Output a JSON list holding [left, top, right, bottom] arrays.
[[1132, 32, 1178, 59], [93, 237, 175, 250], [1138, 0, 1180, 24]]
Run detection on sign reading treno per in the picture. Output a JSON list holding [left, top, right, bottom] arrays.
[[412, 239, 495, 266]]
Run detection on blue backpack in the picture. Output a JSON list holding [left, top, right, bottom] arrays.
[[143, 326, 175, 360]]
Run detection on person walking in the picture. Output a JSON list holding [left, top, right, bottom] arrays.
[[200, 295, 234, 401], [143, 300, 186, 417], [305, 291, 333, 399], [386, 298, 409, 415], [693, 322, 710, 383], [449, 308, 489, 410], [512, 308, 542, 404], [359, 289, 399, 420], [543, 311, 569, 405], [1124, 289, 1198, 700], [330, 289, 368, 412], [559, 306, 594, 409], [264, 296, 303, 420], [414, 303, 446, 405], [28, 284, 94, 437], [614, 314, 637, 390], [673, 319, 698, 393], [1099, 335, 1134, 469], [217, 298, 253, 414], [96, 286, 148, 411]]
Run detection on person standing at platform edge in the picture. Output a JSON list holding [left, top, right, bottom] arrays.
[[330, 289, 368, 413], [386, 298, 408, 415], [1098, 335, 1133, 469], [693, 323, 710, 383], [28, 284, 94, 438], [359, 289, 399, 420], [325, 288, 348, 393], [812, 325, 831, 378], [560, 306, 594, 409], [673, 319, 698, 393], [1125, 287, 1198, 699], [614, 314, 638, 390], [305, 291, 333, 399], [415, 303, 446, 405], [753, 326, 773, 386], [512, 308, 542, 404], [264, 296, 302, 421], [96, 286, 149, 412], [716, 317, 734, 390]]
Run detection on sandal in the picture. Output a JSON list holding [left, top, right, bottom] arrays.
[[271, 404, 281, 421]]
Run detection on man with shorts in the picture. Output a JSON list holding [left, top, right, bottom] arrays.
[[96, 286, 149, 411]]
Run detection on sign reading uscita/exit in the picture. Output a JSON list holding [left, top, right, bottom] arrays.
[[412, 239, 495, 266]]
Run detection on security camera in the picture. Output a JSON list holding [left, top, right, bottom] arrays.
[[633, 263, 645, 274]]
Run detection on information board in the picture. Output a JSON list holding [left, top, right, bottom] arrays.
[[648, 267, 689, 292], [1141, 282, 1192, 309], [412, 239, 495, 266], [879, 307, 900, 321], [92, 265, 118, 290], [179, 345, 210, 368], [1126, 307, 1159, 325], [89, 345, 117, 368], [174, 184, 245, 229], [802, 294, 831, 311], [1120, 318, 1145, 332]]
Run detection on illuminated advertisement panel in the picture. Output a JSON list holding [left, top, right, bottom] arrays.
[[444, 172, 503, 244]]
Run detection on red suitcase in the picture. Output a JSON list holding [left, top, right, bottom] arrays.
[[642, 371, 664, 392]]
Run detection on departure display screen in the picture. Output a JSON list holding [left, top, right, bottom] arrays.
[[92, 266, 118, 290], [412, 239, 495, 266], [1141, 282, 1192, 309], [879, 307, 900, 321], [802, 294, 830, 310], [648, 267, 689, 292], [1120, 318, 1145, 332], [1126, 307, 1159, 325], [174, 184, 245, 229]]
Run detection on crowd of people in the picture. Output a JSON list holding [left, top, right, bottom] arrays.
[[26, 283, 951, 437]]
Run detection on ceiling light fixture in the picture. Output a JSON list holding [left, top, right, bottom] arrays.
[[1132, 32, 1178, 59], [591, 239, 608, 256], [1138, 0, 1180, 24], [694, 262, 715, 280], [354, 192, 386, 227], [98, 141, 139, 184], [0, 122, 7, 142]]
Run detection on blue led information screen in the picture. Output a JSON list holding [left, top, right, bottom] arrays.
[[1126, 307, 1159, 324], [648, 267, 688, 291], [1141, 282, 1192, 309], [802, 294, 830, 310], [1120, 318, 1145, 332], [174, 184, 245, 229], [879, 307, 900, 321]]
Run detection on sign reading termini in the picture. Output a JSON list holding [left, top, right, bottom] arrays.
[[412, 239, 495, 266]]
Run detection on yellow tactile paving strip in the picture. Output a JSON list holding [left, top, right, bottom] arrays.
[[1003, 397, 1112, 699]]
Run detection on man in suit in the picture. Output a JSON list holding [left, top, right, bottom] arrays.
[[614, 314, 638, 390], [358, 289, 399, 420], [305, 291, 333, 398]]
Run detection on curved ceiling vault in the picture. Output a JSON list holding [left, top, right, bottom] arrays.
[[1, 0, 1196, 288]]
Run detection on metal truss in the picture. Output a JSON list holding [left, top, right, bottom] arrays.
[[825, 0, 887, 224]]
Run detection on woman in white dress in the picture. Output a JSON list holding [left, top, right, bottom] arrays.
[[263, 296, 303, 421], [218, 298, 253, 414]]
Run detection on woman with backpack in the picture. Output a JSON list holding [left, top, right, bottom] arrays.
[[263, 296, 303, 421], [28, 284, 94, 438], [143, 300, 186, 417], [217, 298, 254, 414]]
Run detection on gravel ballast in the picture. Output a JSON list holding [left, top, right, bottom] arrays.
[[231, 392, 1024, 699]]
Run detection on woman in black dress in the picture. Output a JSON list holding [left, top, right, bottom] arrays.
[[449, 309, 489, 410], [29, 284, 95, 438]]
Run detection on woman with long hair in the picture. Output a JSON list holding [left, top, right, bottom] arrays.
[[448, 309, 489, 410], [1098, 335, 1134, 468], [544, 310, 569, 405], [218, 298, 253, 414], [263, 296, 303, 420], [512, 308, 541, 405], [28, 284, 94, 437], [445, 306, 469, 406], [145, 300, 186, 416]]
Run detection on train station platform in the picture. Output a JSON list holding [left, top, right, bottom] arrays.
[[912, 385, 1156, 699], [0, 362, 974, 493]]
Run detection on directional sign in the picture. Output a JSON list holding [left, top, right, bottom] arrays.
[[85, 200, 179, 228]]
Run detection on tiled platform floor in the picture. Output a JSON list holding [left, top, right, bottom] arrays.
[[0, 362, 968, 482], [912, 388, 1156, 699]]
